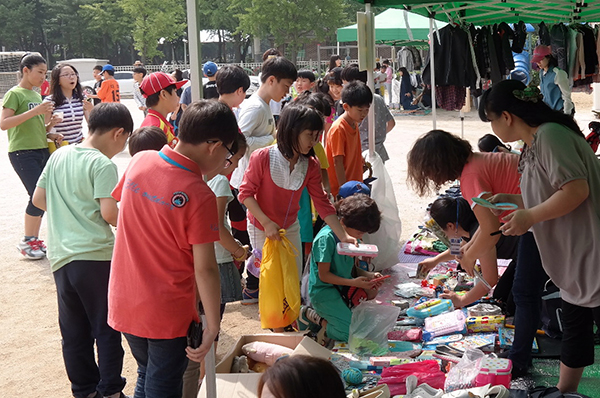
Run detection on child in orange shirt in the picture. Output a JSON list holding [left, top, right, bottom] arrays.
[[325, 81, 373, 197], [94, 64, 121, 103]]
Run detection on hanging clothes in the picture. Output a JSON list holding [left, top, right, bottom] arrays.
[[430, 24, 475, 87], [409, 47, 423, 70], [550, 23, 569, 72], [435, 85, 466, 111], [512, 21, 527, 53], [397, 47, 415, 72], [497, 22, 515, 74], [538, 22, 551, 45]]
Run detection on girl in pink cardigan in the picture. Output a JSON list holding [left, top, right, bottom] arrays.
[[238, 104, 356, 328]]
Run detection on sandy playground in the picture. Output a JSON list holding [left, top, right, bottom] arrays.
[[0, 93, 596, 396]]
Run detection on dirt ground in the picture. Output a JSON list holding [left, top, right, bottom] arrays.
[[0, 93, 596, 396]]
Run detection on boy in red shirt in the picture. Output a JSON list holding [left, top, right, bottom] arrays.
[[139, 71, 187, 148], [108, 100, 239, 397], [325, 81, 373, 197]]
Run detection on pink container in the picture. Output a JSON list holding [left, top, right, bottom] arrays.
[[475, 357, 512, 388]]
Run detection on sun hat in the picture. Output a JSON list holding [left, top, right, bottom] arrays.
[[203, 61, 218, 77], [531, 45, 552, 64], [140, 72, 188, 98], [100, 64, 115, 73], [338, 181, 371, 198]]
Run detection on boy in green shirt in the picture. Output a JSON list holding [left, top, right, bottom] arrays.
[[32, 103, 133, 398]]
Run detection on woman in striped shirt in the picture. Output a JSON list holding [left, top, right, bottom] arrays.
[[45, 64, 93, 144]]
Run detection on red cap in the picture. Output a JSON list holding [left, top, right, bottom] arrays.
[[532, 45, 552, 64], [140, 72, 187, 98]]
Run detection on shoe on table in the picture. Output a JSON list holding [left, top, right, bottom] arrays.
[[17, 237, 46, 260], [242, 288, 258, 305]]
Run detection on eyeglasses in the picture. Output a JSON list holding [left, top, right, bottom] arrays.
[[59, 73, 78, 78], [207, 140, 236, 168]]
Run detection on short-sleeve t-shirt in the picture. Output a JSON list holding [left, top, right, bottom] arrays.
[[96, 79, 120, 103], [207, 174, 234, 264], [37, 146, 117, 272], [203, 81, 219, 99], [2, 86, 46, 152], [44, 95, 85, 144], [460, 152, 521, 220], [230, 93, 276, 188], [520, 123, 600, 307], [108, 146, 220, 339], [308, 226, 354, 304], [359, 94, 394, 161], [325, 116, 364, 197]]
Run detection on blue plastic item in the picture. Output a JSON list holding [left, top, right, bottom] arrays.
[[406, 298, 453, 319]]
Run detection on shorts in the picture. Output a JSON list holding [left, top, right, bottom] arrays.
[[560, 299, 600, 368]]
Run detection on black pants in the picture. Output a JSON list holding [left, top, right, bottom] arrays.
[[54, 260, 125, 398]]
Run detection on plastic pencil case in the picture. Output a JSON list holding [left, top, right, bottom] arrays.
[[466, 315, 506, 333], [423, 310, 466, 340], [336, 242, 379, 257], [406, 298, 453, 318], [475, 357, 512, 388]]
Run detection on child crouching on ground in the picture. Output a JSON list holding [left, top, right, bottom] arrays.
[[306, 193, 383, 342]]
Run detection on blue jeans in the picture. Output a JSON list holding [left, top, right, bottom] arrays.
[[509, 232, 548, 370], [9, 148, 50, 217], [54, 261, 126, 398], [124, 334, 188, 398]]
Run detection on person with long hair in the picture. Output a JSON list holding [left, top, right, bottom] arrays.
[[0, 53, 62, 259], [328, 54, 342, 72], [480, 79, 600, 393], [399, 67, 418, 110], [45, 63, 93, 144]]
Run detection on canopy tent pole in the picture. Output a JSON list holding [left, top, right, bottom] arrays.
[[428, 10, 437, 129], [365, 3, 376, 157], [186, 0, 203, 102]]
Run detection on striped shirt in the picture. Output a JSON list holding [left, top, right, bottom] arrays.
[[45, 95, 85, 144]]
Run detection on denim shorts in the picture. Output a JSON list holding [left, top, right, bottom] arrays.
[[9, 148, 50, 217], [219, 261, 243, 303]]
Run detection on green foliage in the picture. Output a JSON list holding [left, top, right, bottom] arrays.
[[233, 0, 347, 62], [119, 0, 186, 62]]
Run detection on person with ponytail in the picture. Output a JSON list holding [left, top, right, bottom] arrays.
[[480, 79, 600, 393]]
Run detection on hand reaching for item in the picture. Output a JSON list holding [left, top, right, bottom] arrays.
[[353, 276, 375, 290], [440, 290, 466, 308]]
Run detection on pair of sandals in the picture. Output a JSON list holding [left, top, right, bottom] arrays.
[[403, 375, 509, 398]]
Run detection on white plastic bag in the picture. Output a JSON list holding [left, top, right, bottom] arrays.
[[444, 348, 485, 392], [349, 301, 401, 356], [363, 150, 402, 271]]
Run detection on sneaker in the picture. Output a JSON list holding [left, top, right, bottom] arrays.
[[17, 238, 46, 260], [33, 238, 46, 253], [298, 305, 323, 331], [241, 288, 258, 305]]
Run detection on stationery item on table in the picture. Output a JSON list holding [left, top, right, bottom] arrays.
[[407, 298, 453, 318], [337, 242, 379, 257], [424, 334, 464, 345], [466, 315, 506, 333], [467, 303, 503, 317], [475, 357, 513, 388], [422, 310, 466, 340], [498, 327, 539, 353], [448, 334, 496, 352]]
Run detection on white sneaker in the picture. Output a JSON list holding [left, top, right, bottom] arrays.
[[17, 238, 45, 260]]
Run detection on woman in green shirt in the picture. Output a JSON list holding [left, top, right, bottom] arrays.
[[0, 54, 62, 259]]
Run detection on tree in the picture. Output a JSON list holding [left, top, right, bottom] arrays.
[[233, 0, 347, 64], [79, 0, 133, 61], [119, 0, 186, 63]]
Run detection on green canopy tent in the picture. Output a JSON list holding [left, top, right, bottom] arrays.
[[351, 0, 600, 25], [337, 8, 446, 46], [353, 0, 598, 134]]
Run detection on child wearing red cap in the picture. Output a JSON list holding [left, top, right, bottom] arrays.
[[139, 71, 187, 148]]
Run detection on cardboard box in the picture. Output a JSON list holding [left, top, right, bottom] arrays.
[[204, 333, 331, 398], [216, 333, 306, 374]]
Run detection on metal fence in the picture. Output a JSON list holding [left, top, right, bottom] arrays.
[[0, 72, 19, 99], [114, 60, 357, 76]]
